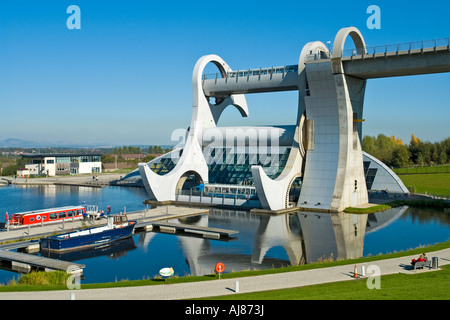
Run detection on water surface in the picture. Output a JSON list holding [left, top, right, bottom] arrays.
[[0, 185, 448, 284]]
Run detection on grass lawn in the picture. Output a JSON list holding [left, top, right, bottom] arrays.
[[205, 265, 450, 300], [344, 204, 391, 214], [394, 165, 450, 175], [399, 173, 450, 196]]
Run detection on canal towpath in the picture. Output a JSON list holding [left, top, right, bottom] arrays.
[[0, 247, 448, 300], [1, 173, 127, 188]]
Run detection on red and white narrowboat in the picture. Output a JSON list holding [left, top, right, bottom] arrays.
[[6, 205, 86, 227]]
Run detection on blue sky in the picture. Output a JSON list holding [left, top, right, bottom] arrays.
[[0, 0, 449, 146]]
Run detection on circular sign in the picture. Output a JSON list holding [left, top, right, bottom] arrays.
[[36, 215, 41, 221], [159, 267, 174, 277], [215, 262, 225, 274]]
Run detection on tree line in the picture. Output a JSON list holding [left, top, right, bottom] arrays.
[[362, 134, 450, 168], [113, 145, 171, 155], [0, 145, 174, 176]]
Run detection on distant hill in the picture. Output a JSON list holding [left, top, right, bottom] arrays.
[[0, 138, 174, 149], [0, 138, 40, 148], [0, 138, 100, 148]]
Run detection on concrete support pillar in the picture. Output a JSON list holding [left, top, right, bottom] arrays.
[[298, 27, 369, 212]]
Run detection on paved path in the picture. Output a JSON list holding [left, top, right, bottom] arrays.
[[1, 173, 125, 187], [0, 248, 448, 300]]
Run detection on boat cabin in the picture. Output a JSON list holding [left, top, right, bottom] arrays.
[[107, 214, 129, 229], [7, 206, 86, 227]]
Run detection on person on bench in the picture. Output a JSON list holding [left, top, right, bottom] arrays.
[[411, 253, 427, 266]]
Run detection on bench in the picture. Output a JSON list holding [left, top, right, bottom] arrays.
[[413, 259, 431, 271]]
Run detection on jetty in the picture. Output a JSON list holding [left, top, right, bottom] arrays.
[[0, 240, 84, 274], [139, 221, 238, 239], [0, 204, 238, 275], [0, 205, 239, 242], [0, 249, 84, 274]]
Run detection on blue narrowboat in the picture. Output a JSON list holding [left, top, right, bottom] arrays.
[[40, 214, 136, 253]]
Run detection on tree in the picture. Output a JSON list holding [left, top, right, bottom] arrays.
[[410, 133, 420, 145], [364, 133, 450, 168], [113, 146, 142, 155], [391, 145, 410, 168], [102, 154, 115, 163], [148, 145, 164, 154], [438, 150, 448, 165], [362, 136, 376, 155], [144, 154, 155, 162], [2, 164, 19, 176]]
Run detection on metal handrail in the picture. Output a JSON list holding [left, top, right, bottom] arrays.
[[342, 37, 449, 58], [304, 37, 450, 62], [201, 37, 450, 70], [202, 65, 298, 80]]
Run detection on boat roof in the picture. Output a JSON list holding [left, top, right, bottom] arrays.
[[14, 206, 85, 216]]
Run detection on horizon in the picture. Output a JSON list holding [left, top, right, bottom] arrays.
[[1, 1, 449, 146], [1, 131, 449, 150]]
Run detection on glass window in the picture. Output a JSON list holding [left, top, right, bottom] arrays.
[[49, 213, 58, 220], [59, 212, 67, 219], [56, 157, 70, 163]]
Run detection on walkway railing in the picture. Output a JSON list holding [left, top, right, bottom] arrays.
[[305, 37, 450, 62], [343, 37, 450, 58], [201, 37, 450, 74], [202, 65, 298, 81], [175, 187, 260, 207]]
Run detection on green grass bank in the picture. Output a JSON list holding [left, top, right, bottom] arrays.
[[205, 264, 450, 300], [1, 240, 449, 294], [399, 173, 450, 197]]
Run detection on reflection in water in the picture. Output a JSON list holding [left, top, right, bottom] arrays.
[[1, 185, 448, 283], [366, 206, 408, 234], [132, 206, 448, 277], [41, 237, 137, 262], [298, 212, 367, 263], [132, 210, 369, 276]]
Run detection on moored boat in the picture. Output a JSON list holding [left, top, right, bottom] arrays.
[[40, 214, 136, 253], [5, 205, 86, 228]]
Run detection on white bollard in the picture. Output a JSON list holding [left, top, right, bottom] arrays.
[[235, 281, 240, 293], [361, 265, 365, 277], [70, 293, 76, 300]]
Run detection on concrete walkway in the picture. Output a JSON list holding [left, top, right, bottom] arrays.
[[0, 248, 448, 300], [1, 173, 125, 187]]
